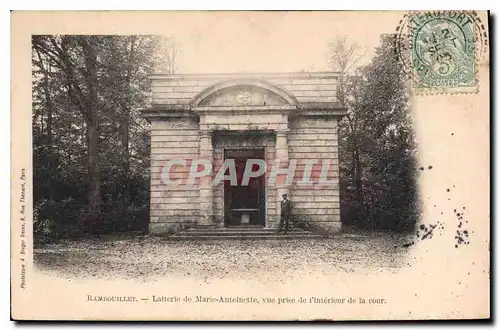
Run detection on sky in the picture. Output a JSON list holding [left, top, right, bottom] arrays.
[[132, 11, 406, 74], [19, 11, 411, 74]]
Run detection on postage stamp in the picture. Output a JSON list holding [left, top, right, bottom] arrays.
[[396, 11, 488, 94]]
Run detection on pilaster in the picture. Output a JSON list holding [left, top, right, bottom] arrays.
[[199, 129, 214, 225]]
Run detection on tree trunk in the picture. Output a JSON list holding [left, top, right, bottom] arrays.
[[353, 150, 364, 225], [44, 66, 55, 201], [79, 37, 102, 232], [121, 36, 136, 205], [120, 115, 130, 204], [354, 151, 363, 202], [35, 48, 55, 200], [86, 116, 101, 231]]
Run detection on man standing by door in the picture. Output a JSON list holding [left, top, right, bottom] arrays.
[[278, 194, 292, 234]]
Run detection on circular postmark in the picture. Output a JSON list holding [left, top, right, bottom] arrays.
[[395, 11, 488, 93]]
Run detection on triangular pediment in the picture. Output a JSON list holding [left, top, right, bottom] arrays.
[[197, 85, 290, 107]]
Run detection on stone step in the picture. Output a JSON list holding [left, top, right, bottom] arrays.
[[184, 228, 304, 232], [186, 227, 267, 230], [177, 231, 307, 237], [169, 234, 324, 240], [186, 227, 299, 229], [171, 224, 316, 240], [182, 231, 305, 235], [187, 225, 300, 230]]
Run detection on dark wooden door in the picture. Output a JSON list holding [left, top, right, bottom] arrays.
[[223, 149, 265, 226]]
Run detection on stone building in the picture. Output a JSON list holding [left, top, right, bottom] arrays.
[[141, 72, 346, 235]]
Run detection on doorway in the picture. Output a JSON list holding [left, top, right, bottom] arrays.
[[223, 148, 266, 227]]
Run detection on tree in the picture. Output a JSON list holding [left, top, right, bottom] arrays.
[[32, 35, 166, 240], [331, 35, 419, 231], [328, 36, 364, 107], [328, 37, 366, 223], [164, 36, 180, 74], [32, 36, 103, 230]]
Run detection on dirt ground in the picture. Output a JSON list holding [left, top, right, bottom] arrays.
[[33, 231, 416, 282]]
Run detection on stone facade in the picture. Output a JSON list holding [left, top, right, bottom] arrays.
[[142, 72, 346, 235]]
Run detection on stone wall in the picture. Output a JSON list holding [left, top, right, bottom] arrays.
[[150, 72, 338, 106], [149, 117, 200, 234], [288, 116, 341, 233]]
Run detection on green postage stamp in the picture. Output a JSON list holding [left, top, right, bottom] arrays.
[[407, 11, 479, 94]]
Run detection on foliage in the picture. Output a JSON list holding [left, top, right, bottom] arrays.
[[333, 35, 420, 232], [32, 35, 165, 244]]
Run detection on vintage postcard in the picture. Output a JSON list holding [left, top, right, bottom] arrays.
[[11, 10, 490, 321]]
